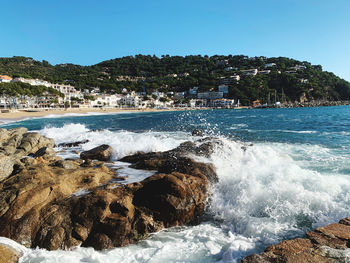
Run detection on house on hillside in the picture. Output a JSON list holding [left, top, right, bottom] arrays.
[[0, 75, 12, 83], [241, 69, 258, 76]]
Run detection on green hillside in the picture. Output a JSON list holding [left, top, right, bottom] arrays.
[[0, 55, 349, 105]]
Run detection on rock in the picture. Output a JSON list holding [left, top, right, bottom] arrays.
[[0, 155, 14, 181], [80, 144, 113, 161], [57, 140, 89, 148], [120, 138, 219, 183], [28, 170, 208, 250], [0, 128, 55, 181], [242, 218, 350, 262], [0, 158, 115, 249], [0, 244, 20, 263], [192, 129, 204, 136], [0, 138, 218, 251], [30, 147, 56, 160], [51, 160, 79, 170]]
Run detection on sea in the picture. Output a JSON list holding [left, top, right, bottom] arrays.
[[1, 106, 350, 262]]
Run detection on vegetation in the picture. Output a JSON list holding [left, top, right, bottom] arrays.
[[0, 81, 63, 97], [0, 55, 349, 105]]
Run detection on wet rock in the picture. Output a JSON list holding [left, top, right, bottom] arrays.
[[192, 129, 204, 136], [80, 144, 113, 161], [242, 218, 350, 263], [57, 140, 89, 148], [120, 139, 219, 182]]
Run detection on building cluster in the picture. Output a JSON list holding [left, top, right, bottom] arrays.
[[0, 76, 238, 109], [0, 61, 308, 109]]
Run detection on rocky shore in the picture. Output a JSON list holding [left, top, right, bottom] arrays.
[[1, 127, 350, 262], [242, 218, 350, 262], [0, 127, 217, 253], [280, 100, 350, 108]]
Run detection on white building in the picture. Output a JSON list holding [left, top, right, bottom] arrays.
[[90, 94, 121, 107], [289, 65, 306, 71], [197, 91, 224, 100], [209, 99, 235, 108], [174, 92, 186, 99], [265, 63, 276, 68], [120, 94, 140, 107], [0, 75, 12, 83], [258, 70, 271, 75], [241, 69, 258, 76], [152, 91, 165, 99]]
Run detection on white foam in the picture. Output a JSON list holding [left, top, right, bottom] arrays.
[[40, 123, 190, 160], [209, 139, 350, 246]]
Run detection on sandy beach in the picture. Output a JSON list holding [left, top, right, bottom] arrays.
[[0, 107, 178, 122]]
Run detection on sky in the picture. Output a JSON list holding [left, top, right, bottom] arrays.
[[0, 0, 349, 80]]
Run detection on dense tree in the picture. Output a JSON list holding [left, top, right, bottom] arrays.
[[0, 55, 349, 105]]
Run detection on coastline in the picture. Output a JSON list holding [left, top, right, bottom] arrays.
[[0, 107, 184, 123]]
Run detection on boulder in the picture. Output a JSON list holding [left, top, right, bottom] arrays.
[[0, 138, 218, 250], [80, 145, 113, 161], [0, 128, 56, 182], [0, 158, 115, 248]]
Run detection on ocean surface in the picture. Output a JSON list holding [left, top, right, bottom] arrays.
[[1, 106, 350, 262]]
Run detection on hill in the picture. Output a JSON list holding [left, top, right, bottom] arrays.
[[0, 55, 349, 105]]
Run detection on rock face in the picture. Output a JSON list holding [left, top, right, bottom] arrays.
[[242, 218, 350, 263], [80, 144, 113, 161], [0, 128, 55, 181], [0, 132, 218, 251]]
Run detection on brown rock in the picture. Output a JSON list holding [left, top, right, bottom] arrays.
[[80, 144, 113, 161], [0, 137, 217, 251], [0, 128, 56, 181], [242, 217, 350, 262], [120, 139, 218, 183], [0, 155, 14, 181], [0, 244, 20, 263]]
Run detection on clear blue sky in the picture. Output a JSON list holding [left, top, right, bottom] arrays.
[[1, 0, 349, 80]]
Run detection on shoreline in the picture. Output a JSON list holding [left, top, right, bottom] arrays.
[[0, 102, 348, 123], [0, 107, 187, 123]]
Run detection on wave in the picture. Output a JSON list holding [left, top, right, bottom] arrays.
[[40, 123, 191, 159]]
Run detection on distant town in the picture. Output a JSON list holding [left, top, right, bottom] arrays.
[[0, 75, 242, 110], [0, 61, 312, 110]]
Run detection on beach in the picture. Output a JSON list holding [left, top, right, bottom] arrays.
[[0, 107, 179, 122]]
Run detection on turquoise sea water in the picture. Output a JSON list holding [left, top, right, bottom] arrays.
[[1, 106, 350, 262]]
